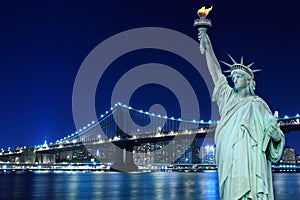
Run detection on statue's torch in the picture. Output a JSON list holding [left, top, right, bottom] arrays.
[[194, 6, 213, 53]]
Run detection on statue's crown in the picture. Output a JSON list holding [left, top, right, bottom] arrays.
[[221, 54, 261, 79]]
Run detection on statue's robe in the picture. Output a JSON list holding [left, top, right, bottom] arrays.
[[213, 75, 285, 200]]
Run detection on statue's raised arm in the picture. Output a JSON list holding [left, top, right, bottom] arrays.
[[198, 31, 222, 85]]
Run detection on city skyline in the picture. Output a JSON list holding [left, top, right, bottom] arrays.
[[0, 1, 299, 151]]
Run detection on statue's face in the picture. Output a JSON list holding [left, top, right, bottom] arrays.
[[232, 72, 248, 91]]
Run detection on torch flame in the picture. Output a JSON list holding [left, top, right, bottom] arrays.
[[197, 6, 213, 17]]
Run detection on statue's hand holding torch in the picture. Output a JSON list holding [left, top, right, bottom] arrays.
[[198, 30, 211, 54]]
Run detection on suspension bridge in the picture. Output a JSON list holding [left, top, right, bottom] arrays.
[[1, 102, 299, 171]]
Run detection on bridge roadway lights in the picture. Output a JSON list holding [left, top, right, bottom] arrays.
[[110, 142, 138, 172]]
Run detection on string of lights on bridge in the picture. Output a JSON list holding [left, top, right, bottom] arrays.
[[41, 102, 218, 148], [33, 102, 298, 148]]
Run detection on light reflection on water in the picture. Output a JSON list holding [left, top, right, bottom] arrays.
[[0, 171, 298, 200], [273, 173, 300, 199]]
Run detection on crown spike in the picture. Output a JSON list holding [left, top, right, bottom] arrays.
[[227, 54, 237, 64], [252, 69, 261, 73], [220, 60, 233, 68], [247, 62, 255, 68], [241, 56, 244, 65]]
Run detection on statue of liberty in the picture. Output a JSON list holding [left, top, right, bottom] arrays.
[[196, 7, 285, 200]]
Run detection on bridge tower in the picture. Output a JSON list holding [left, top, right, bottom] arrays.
[[110, 106, 138, 172]]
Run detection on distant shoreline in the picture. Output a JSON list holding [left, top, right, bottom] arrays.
[[0, 163, 299, 173]]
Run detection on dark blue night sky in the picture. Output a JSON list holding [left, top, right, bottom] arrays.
[[0, 1, 299, 151]]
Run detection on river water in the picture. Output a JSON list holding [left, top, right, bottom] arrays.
[[0, 171, 299, 200]]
